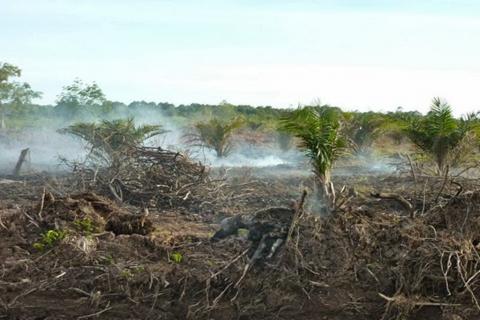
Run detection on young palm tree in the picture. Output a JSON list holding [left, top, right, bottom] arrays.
[[188, 116, 244, 158], [60, 118, 165, 166], [404, 98, 477, 175], [281, 107, 347, 214], [342, 112, 386, 154]]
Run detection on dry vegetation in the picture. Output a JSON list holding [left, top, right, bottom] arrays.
[[2, 150, 480, 320]]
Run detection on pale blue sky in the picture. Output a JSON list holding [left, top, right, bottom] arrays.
[[2, 0, 480, 114]]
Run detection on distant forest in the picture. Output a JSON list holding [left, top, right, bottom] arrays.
[[0, 62, 425, 132]]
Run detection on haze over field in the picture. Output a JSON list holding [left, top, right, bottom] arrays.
[[2, 0, 480, 114]]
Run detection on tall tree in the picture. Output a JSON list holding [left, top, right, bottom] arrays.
[[56, 78, 108, 118], [0, 62, 42, 128]]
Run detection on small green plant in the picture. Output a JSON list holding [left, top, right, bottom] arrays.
[[170, 252, 183, 263], [33, 229, 67, 251], [32, 242, 45, 251], [238, 228, 249, 238], [120, 265, 145, 280], [131, 265, 145, 273], [99, 254, 115, 265], [74, 217, 94, 234], [120, 269, 133, 279]]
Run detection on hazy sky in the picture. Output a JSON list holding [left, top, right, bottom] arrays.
[[2, 0, 480, 114]]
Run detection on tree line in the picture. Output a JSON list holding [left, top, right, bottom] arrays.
[[0, 62, 422, 131]]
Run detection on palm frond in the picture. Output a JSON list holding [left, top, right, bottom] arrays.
[[280, 107, 346, 180], [403, 97, 476, 174], [188, 116, 244, 157], [59, 118, 166, 165]]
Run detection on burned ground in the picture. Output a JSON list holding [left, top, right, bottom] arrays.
[[1, 162, 480, 320]]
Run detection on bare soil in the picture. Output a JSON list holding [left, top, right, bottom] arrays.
[[1, 167, 480, 320]]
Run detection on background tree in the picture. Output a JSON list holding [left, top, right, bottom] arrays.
[[383, 107, 423, 145], [187, 116, 244, 157], [56, 78, 109, 118], [0, 62, 42, 128], [281, 107, 347, 214], [341, 111, 386, 154]]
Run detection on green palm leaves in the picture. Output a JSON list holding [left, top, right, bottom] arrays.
[[404, 98, 477, 175], [60, 118, 165, 165], [342, 112, 386, 154], [188, 117, 244, 157], [281, 107, 347, 181], [280, 107, 347, 213]]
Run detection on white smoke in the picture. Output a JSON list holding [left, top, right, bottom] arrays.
[[0, 107, 400, 178], [0, 129, 86, 174]]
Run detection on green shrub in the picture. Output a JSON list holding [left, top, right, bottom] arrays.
[[74, 217, 94, 234], [33, 229, 67, 251], [170, 252, 183, 263]]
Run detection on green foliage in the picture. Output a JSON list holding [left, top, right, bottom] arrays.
[[281, 107, 347, 213], [170, 252, 183, 263], [32, 243, 45, 251], [120, 269, 134, 279], [188, 116, 244, 157], [74, 217, 95, 234], [237, 228, 249, 238], [59, 118, 165, 166], [383, 107, 423, 145], [0, 62, 42, 128], [342, 112, 386, 153], [0, 63, 21, 82], [56, 78, 110, 118], [120, 266, 145, 280], [99, 254, 115, 265], [57, 78, 106, 107], [280, 107, 347, 182], [403, 98, 477, 174], [33, 229, 67, 251]]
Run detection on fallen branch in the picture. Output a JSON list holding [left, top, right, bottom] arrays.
[[77, 305, 113, 319], [210, 248, 249, 280], [370, 192, 414, 218], [378, 293, 461, 307], [286, 189, 308, 245]]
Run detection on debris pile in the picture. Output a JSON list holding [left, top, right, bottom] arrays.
[[70, 146, 228, 212]]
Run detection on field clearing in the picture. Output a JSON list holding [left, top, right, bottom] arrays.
[[2, 158, 480, 320]]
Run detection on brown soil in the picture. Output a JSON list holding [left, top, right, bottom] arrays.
[[1, 171, 480, 320]]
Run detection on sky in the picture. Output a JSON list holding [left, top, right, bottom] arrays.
[[2, 0, 480, 114]]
